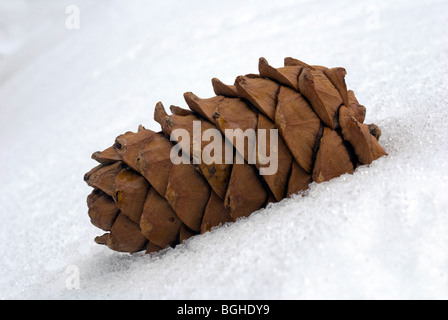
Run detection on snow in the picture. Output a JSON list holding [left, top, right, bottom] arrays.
[[1, 0, 448, 300]]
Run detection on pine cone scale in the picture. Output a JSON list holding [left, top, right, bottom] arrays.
[[140, 188, 182, 248], [275, 86, 321, 173]]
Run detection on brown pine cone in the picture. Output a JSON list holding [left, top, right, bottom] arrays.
[[84, 57, 387, 254]]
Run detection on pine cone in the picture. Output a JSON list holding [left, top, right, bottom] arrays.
[[84, 57, 387, 254]]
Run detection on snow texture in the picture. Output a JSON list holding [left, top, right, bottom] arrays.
[[1, 0, 447, 300]]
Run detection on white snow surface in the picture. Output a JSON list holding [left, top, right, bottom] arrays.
[[1, 0, 447, 300]]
